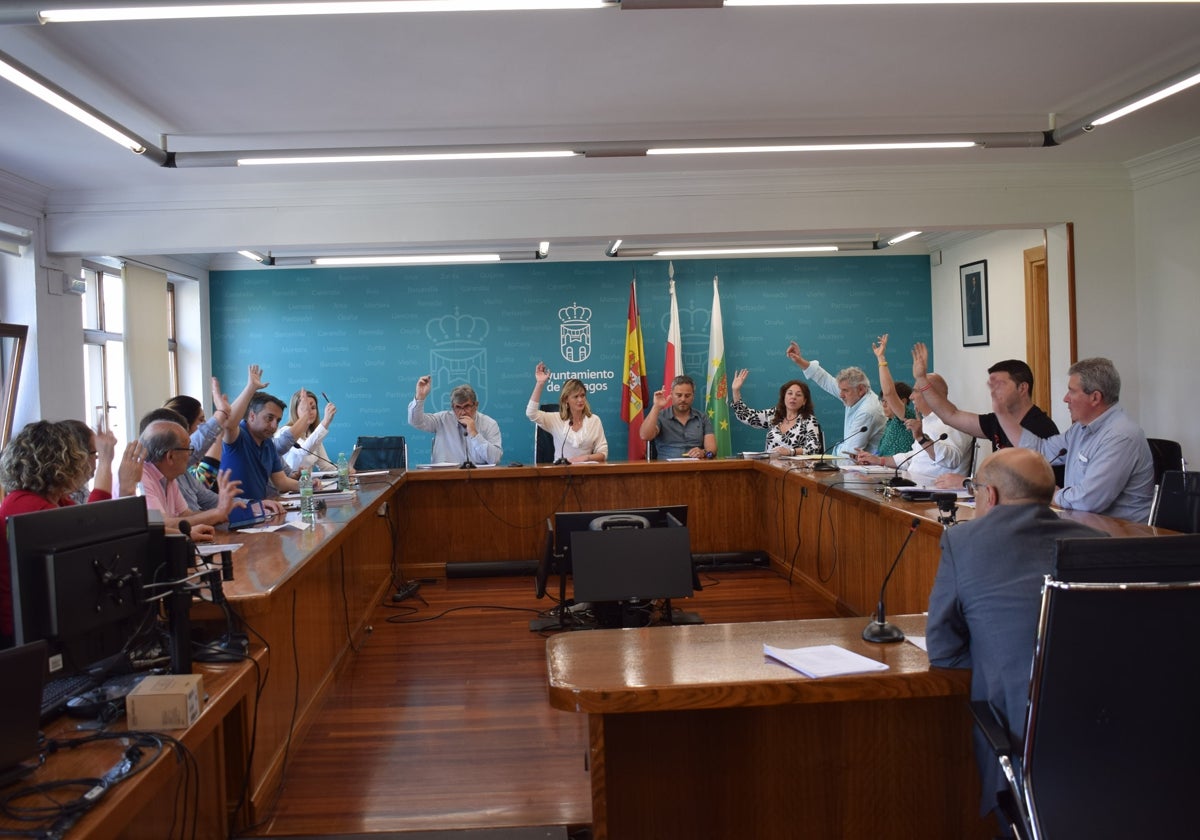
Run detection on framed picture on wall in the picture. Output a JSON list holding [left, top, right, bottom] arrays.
[[959, 260, 989, 346]]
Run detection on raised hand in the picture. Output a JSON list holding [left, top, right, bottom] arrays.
[[296, 388, 316, 426], [117, 441, 146, 497], [872, 334, 889, 361], [322, 400, 337, 427], [247, 364, 267, 392], [912, 342, 930, 381], [732, 368, 750, 394], [652, 388, 669, 411], [415, 375, 432, 400], [535, 361, 550, 383], [215, 468, 245, 518]]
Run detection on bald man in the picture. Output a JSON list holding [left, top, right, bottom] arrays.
[[854, 369, 973, 482], [926, 448, 1106, 822]]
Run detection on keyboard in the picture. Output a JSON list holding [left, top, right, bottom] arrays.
[[41, 673, 97, 722]]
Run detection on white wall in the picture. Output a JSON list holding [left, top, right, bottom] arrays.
[[1132, 142, 1200, 464], [930, 229, 1049, 421]]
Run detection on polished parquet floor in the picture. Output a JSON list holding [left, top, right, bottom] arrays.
[[246, 569, 840, 838]]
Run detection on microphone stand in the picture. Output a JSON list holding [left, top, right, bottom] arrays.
[[813, 425, 868, 472], [553, 419, 570, 466], [179, 520, 248, 661], [458, 424, 476, 470], [863, 517, 921, 643]]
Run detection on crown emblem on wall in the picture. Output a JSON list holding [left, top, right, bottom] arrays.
[[559, 302, 592, 324], [426, 308, 489, 344]]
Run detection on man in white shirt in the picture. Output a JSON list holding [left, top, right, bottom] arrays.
[[854, 373, 973, 481]]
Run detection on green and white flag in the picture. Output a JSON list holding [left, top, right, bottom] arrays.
[[705, 275, 731, 458]]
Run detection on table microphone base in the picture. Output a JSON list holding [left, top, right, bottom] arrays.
[[862, 619, 906, 643], [812, 462, 839, 472], [458, 460, 476, 470]]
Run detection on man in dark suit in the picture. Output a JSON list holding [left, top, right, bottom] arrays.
[[926, 447, 1105, 825]]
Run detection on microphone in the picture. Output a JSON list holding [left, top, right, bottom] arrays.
[[553, 427, 570, 466], [292, 441, 337, 471], [863, 517, 921, 643], [886, 433, 949, 487], [458, 423, 476, 470], [1048, 447, 1068, 465], [813, 425, 868, 472]]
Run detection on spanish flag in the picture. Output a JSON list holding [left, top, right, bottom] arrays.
[[621, 278, 650, 460]]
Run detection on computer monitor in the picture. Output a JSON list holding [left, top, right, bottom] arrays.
[[552, 505, 688, 562], [537, 506, 696, 604], [8, 496, 170, 680], [1054, 534, 1200, 583]]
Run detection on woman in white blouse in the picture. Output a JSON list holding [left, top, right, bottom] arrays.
[[276, 387, 337, 474], [526, 362, 608, 464]]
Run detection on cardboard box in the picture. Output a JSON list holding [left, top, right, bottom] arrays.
[[126, 674, 204, 730]]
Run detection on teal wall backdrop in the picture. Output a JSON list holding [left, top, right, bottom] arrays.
[[209, 255, 933, 464]]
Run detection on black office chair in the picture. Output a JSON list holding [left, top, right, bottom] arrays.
[[533, 403, 559, 464], [1149, 470, 1200, 532], [353, 435, 407, 470], [1146, 437, 1185, 486], [972, 572, 1200, 840]]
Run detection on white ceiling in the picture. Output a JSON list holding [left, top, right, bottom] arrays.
[[1, 3, 1199, 264]]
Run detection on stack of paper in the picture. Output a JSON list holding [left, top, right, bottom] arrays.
[[763, 643, 889, 678]]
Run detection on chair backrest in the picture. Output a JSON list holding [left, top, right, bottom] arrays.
[[1146, 437, 1185, 486], [1021, 577, 1200, 839], [353, 435, 407, 470], [1149, 470, 1200, 532], [534, 403, 559, 464]]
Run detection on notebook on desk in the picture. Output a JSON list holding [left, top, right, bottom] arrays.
[[0, 640, 47, 785]]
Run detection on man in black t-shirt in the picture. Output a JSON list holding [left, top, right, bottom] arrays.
[[911, 344, 1063, 487]]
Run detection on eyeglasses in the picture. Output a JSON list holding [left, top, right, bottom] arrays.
[[963, 478, 987, 496], [172, 446, 195, 454], [451, 403, 476, 413]]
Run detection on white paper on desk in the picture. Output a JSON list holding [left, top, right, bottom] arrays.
[[353, 469, 391, 478], [841, 464, 896, 475], [415, 462, 460, 469], [240, 521, 310, 533], [763, 643, 889, 678], [892, 484, 972, 499], [907, 635, 928, 652], [197, 543, 241, 556]]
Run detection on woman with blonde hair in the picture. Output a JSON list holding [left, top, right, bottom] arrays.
[[0, 421, 143, 645], [526, 362, 608, 464]]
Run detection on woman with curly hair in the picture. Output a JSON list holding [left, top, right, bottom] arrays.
[[730, 369, 823, 456], [0, 421, 144, 645]]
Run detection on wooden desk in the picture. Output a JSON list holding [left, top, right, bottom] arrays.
[[197, 474, 403, 823], [547, 614, 986, 840], [0, 657, 256, 840], [396, 459, 1165, 616]]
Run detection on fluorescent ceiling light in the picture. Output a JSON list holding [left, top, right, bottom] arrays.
[[38, 1, 610, 22], [238, 249, 268, 262], [886, 231, 922, 245], [1088, 70, 1200, 126], [654, 245, 839, 256], [237, 149, 578, 166], [648, 141, 977, 155], [313, 254, 503, 266], [536, 241, 550, 258], [0, 50, 158, 156]]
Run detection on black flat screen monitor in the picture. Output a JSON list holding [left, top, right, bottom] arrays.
[[1054, 534, 1200, 583], [570, 525, 693, 603], [553, 505, 688, 561], [537, 505, 690, 602], [8, 496, 166, 680]]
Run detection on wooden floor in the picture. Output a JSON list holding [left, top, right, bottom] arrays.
[[245, 569, 841, 838]]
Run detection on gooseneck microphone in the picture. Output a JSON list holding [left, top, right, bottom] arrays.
[[1048, 447, 1068, 465], [458, 424, 476, 470], [886, 433, 949, 487], [292, 441, 337, 471], [863, 517, 921, 643], [553, 425, 570, 466], [813, 425, 868, 472]]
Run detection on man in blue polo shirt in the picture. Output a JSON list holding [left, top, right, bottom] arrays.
[[639, 375, 717, 459], [222, 391, 304, 503]]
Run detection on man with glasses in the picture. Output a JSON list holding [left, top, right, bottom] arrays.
[[408, 377, 503, 466], [926, 447, 1105, 825], [139, 419, 244, 538]]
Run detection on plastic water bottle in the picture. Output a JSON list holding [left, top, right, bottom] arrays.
[[299, 468, 315, 523], [336, 451, 350, 491]]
